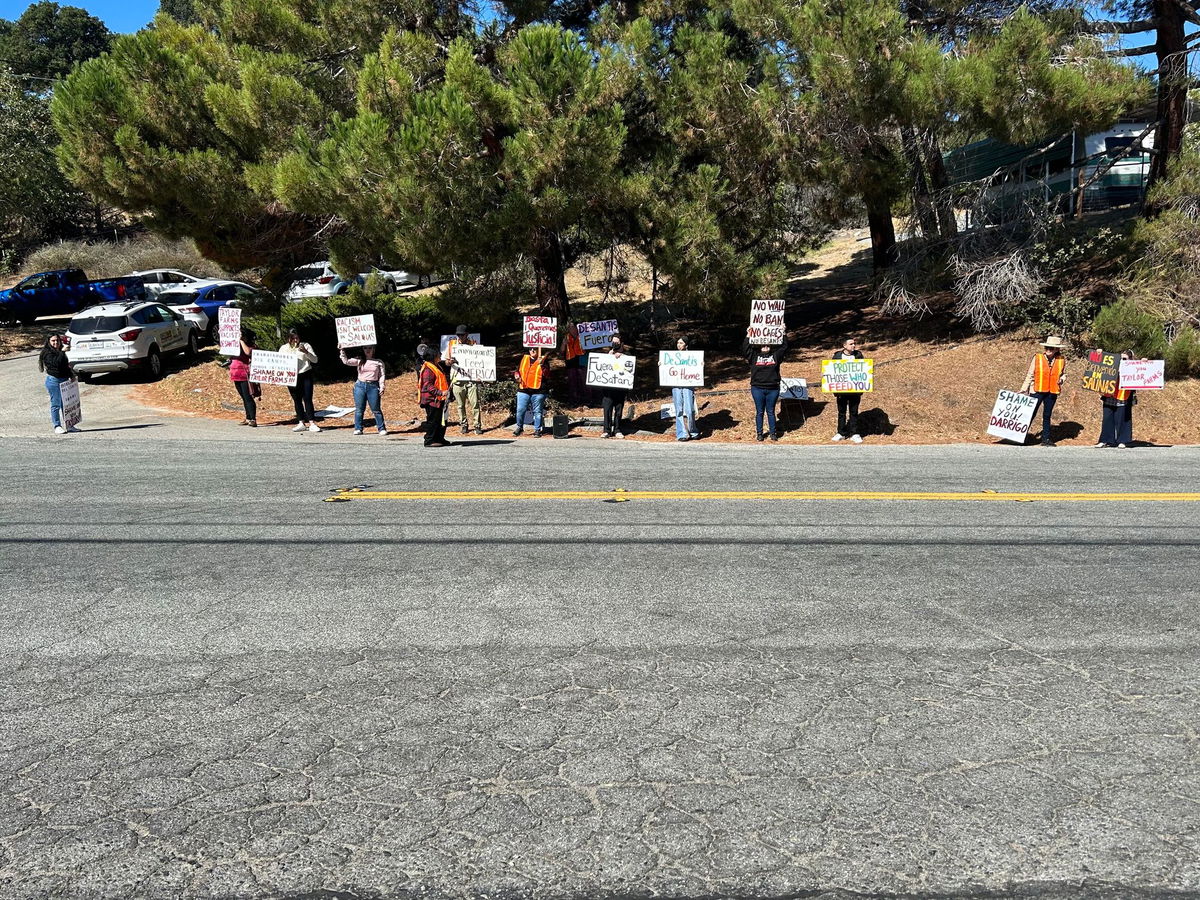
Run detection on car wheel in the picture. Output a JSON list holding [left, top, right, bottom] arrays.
[[207, 323, 218, 345], [145, 347, 164, 381], [418, 274, 431, 289], [185, 330, 199, 358], [383, 279, 396, 294], [336, 284, 349, 295], [78, 372, 93, 384]]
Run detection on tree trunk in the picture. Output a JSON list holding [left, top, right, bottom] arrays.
[[865, 193, 898, 269], [921, 131, 958, 240], [901, 126, 939, 240], [1148, 0, 1186, 199], [531, 228, 570, 320]]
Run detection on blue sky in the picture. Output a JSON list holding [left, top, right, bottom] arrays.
[[3, 1, 158, 33]]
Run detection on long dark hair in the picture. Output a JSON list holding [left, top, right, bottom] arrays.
[[37, 335, 65, 372]]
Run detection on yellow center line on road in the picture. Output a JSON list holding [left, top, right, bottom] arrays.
[[328, 489, 1200, 502]]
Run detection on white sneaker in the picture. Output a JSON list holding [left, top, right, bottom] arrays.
[[354, 429, 363, 435], [53, 426, 65, 435], [308, 423, 321, 433], [831, 433, 844, 442], [850, 434, 863, 444], [378, 429, 388, 436], [292, 423, 306, 432]]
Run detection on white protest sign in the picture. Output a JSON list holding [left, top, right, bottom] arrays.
[[522, 316, 557, 348], [1119, 359, 1164, 390], [987, 389, 1038, 443], [586, 352, 636, 390], [658, 350, 704, 387], [748, 298, 786, 345], [821, 358, 874, 393], [452, 344, 496, 382], [335, 314, 376, 348], [249, 349, 298, 387], [660, 403, 675, 419], [440, 333, 481, 356], [60, 380, 82, 429], [780, 377, 808, 401], [218, 306, 242, 356], [578, 319, 619, 352]]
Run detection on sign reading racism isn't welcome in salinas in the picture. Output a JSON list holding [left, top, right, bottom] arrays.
[[335, 314, 377, 348], [821, 358, 874, 393], [522, 316, 557, 348], [658, 350, 704, 387], [586, 353, 636, 390], [747, 299, 786, 345]]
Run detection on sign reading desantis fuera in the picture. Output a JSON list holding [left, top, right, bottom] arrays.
[[747, 299, 786, 345], [986, 389, 1038, 443], [218, 306, 242, 356], [451, 344, 497, 382], [249, 349, 299, 387], [821, 358, 874, 393], [658, 350, 704, 387], [1081, 349, 1120, 394], [1119, 359, 1165, 390], [522, 316, 557, 348], [335, 314, 376, 349], [586, 352, 636, 390], [578, 319, 619, 352], [60, 380, 82, 429]]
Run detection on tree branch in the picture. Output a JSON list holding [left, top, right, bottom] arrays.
[[1079, 18, 1158, 34]]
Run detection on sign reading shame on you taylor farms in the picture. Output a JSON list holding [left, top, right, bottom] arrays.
[[821, 358, 874, 393], [658, 350, 704, 387], [249, 350, 298, 387]]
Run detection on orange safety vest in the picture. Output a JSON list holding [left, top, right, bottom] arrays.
[[1106, 386, 1132, 402], [518, 354, 545, 390], [417, 361, 448, 402], [1032, 354, 1065, 394], [565, 333, 582, 361]]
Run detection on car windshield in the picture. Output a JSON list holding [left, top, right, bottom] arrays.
[[289, 267, 325, 282], [160, 290, 199, 304], [69, 315, 128, 335]]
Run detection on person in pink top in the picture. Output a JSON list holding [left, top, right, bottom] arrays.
[[229, 328, 257, 427], [340, 345, 387, 435]]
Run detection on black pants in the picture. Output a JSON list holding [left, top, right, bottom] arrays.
[[1100, 402, 1133, 446], [423, 404, 447, 445], [1031, 391, 1058, 443], [288, 372, 315, 422], [234, 380, 256, 421], [601, 389, 627, 435], [836, 393, 861, 436]]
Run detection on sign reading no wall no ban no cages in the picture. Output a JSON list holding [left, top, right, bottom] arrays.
[[748, 299, 786, 345]]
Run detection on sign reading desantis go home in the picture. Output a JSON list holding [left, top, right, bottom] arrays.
[[249, 350, 298, 387], [658, 350, 704, 387], [987, 389, 1038, 443], [821, 358, 874, 393], [335, 314, 376, 348], [218, 306, 242, 356], [522, 316, 557, 348], [587, 352, 636, 390], [747, 299, 786, 345]]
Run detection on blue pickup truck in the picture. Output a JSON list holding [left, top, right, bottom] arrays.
[[0, 269, 146, 325]]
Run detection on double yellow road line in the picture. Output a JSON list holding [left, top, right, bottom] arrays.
[[327, 489, 1200, 502]]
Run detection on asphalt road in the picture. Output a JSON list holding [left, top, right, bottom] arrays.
[[0, 354, 1198, 898]]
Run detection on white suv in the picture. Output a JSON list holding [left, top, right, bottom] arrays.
[[66, 301, 199, 381]]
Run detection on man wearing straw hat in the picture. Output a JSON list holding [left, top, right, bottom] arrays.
[[1019, 335, 1068, 446]]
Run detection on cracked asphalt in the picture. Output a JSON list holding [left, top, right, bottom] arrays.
[[1, 422, 1198, 898]]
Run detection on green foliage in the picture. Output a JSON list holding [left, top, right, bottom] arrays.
[[24, 235, 229, 278], [1090, 299, 1168, 359], [0, 2, 111, 86], [157, 0, 200, 25], [1164, 326, 1200, 379]]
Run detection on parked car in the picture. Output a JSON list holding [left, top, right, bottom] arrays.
[[283, 262, 364, 302], [157, 280, 271, 343], [0, 269, 146, 325], [129, 269, 203, 298], [377, 265, 436, 289], [66, 300, 199, 381]]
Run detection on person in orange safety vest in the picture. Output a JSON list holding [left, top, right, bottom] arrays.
[[418, 346, 451, 447], [1019, 335, 1067, 447], [560, 321, 586, 403], [1096, 350, 1137, 448], [513, 347, 549, 437]]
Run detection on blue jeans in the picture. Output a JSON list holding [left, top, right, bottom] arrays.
[[671, 387, 698, 439], [515, 391, 545, 433], [751, 386, 779, 436], [353, 380, 385, 431], [1031, 391, 1057, 443], [45, 375, 68, 427]]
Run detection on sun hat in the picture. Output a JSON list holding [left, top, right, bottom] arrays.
[[455, 324, 469, 335], [1041, 335, 1066, 349]]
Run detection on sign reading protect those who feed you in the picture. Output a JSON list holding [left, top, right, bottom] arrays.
[[522, 316, 558, 349], [577, 319, 619, 352], [451, 344, 497, 382], [987, 389, 1038, 443], [218, 306, 242, 356], [586, 352, 636, 390], [747, 299, 786, 345], [821, 358, 874, 393], [658, 350, 704, 387], [1081, 349, 1120, 394], [1119, 359, 1165, 390], [248, 350, 299, 387], [335, 314, 377, 349], [60, 379, 82, 429]]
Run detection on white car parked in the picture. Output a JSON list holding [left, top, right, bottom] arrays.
[[130, 269, 203, 298], [66, 300, 199, 381], [283, 262, 364, 302]]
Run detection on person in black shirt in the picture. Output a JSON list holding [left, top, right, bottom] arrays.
[[829, 337, 865, 443], [38, 334, 77, 434], [744, 328, 787, 441]]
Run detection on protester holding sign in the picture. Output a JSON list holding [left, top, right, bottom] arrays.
[[340, 345, 387, 436], [743, 329, 787, 441], [665, 337, 701, 441], [278, 329, 320, 433], [418, 346, 450, 447], [597, 338, 633, 439], [561, 321, 586, 403], [1019, 335, 1067, 447], [447, 325, 484, 436], [38, 334, 78, 435], [229, 329, 258, 427], [1097, 350, 1137, 448], [513, 346, 550, 437], [829, 338, 865, 443]]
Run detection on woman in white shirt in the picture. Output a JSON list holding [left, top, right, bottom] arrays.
[[278, 329, 321, 433]]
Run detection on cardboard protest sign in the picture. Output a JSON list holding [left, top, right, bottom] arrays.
[[578, 319, 619, 352], [586, 352, 636, 390], [821, 358, 874, 393], [440, 333, 481, 357], [987, 389, 1038, 443], [60, 380, 82, 429], [249, 349, 298, 387], [451, 344, 497, 382], [522, 316, 557, 348], [660, 403, 675, 419], [1119, 359, 1164, 390], [658, 350, 704, 387], [780, 377, 809, 401], [335, 314, 376, 348], [217, 306, 242, 356], [1081, 350, 1120, 394], [748, 299, 786, 345]]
